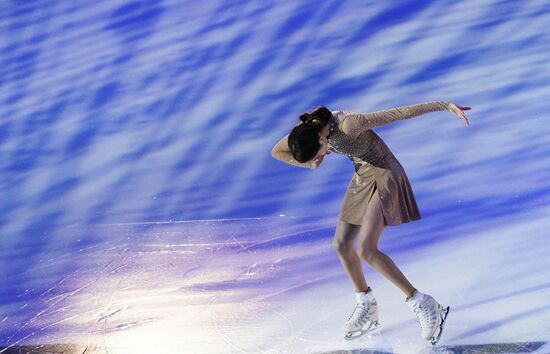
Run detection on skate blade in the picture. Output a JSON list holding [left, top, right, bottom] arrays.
[[430, 306, 450, 346], [344, 321, 380, 341]]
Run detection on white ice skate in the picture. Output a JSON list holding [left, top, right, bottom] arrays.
[[344, 290, 380, 340], [406, 290, 450, 346]]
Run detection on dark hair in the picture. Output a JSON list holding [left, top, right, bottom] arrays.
[[288, 106, 333, 163]]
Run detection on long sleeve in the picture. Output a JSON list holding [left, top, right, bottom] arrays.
[[340, 101, 451, 138], [271, 134, 315, 169]]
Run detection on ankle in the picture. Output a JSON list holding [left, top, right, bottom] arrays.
[[406, 288, 417, 301], [357, 286, 372, 294]]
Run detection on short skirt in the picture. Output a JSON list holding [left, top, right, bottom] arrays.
[[338, 159, 421, 226]]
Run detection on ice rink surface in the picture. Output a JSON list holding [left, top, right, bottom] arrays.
[[2, 0, 550, 353], [1, 215, 549, 353]]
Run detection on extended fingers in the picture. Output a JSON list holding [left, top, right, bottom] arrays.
[[461, 114, 470, 126]]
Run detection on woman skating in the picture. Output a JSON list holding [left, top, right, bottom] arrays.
[[271, 101, 470, 345]]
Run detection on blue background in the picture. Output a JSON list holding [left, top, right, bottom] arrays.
[[2, 1, 549, 236]]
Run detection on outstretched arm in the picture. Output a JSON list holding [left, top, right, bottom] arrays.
[[271, 134, 316, 169], [341, 101, 470, 138]]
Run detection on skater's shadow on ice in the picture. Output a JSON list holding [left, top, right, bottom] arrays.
[[455, 282, 550, 312], [449, 303, 550, 342], [448, 283, 550, 342], [416, 341, 546, 354]]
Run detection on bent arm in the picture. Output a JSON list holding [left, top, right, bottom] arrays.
[[341, 101, 451, 137], [271, 134, 316, 169]]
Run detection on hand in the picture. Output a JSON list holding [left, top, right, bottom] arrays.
[[449, 102, 471, 126], [319, 135, 329, 150], [310, 156, 324, 168], [310, 136, 330, 168]]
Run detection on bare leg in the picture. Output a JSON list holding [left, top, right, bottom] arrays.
[[332, 219, 369, 292], [357, 190, 415, 298]]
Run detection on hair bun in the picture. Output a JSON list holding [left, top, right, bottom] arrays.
[[299, 113, 321, 127], [299, 113, 311, 123]]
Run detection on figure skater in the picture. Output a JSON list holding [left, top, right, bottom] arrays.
[[271, 101, 470, 344]]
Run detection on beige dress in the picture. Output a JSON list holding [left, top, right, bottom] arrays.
[[328, 102, 451, 226]]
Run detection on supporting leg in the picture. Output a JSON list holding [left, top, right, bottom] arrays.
[[357, 190, 415, 297], [332, 219, 368, 292]]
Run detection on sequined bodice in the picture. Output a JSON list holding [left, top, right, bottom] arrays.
[[328, 111, 394, 171]]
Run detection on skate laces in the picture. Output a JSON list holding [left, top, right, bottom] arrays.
[[413, 305, 430, 331], [347, 303, 369, 325]]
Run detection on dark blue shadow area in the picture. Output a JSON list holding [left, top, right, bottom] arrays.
[[442, 342, 545, 354], [105, 0, 163, 38], [345, 1, 433, 46], [319, 342, 545, 354]]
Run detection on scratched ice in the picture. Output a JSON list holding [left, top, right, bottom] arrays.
[[1, 213, 550, 353]]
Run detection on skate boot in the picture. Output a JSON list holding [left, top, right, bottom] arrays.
[[406, 290, 450, 346], [344, 289, 380, 340]]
